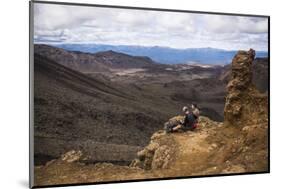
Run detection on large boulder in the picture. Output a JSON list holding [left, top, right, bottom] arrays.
[[61, 150, 83, 163]]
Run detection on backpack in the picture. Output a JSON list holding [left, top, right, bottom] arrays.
[[192, 122, 198, 129]]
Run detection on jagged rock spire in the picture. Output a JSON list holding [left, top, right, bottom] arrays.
[[227, 49, 255, 91], [224, 49, 267, 126]]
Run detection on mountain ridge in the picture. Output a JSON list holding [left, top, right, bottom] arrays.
[[34, 44, 158, 72], [53, 43, 268, 64]]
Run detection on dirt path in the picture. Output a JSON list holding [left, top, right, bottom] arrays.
[[172, 132, 212, 174]]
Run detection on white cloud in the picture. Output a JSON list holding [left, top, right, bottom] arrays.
[[202, 15, 268, 34], [33, 3, 268, 51]]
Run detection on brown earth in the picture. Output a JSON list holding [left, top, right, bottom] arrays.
[[34, 115, 268, 186]]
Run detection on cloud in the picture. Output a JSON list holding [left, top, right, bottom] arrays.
[[202, 15, 268, 34], [33, 3, 268, 51]]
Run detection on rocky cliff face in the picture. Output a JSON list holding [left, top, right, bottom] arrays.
[[34, 49, 269, 187]]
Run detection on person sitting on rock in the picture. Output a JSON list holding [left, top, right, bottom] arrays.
[[185, 103, 200, 129], [165, 104, 200, 133]]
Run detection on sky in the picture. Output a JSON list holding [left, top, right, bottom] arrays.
[[33, 3, 269, 51]]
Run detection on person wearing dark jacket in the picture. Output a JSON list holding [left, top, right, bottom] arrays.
[[181, 104, 200, 131], [170, 104, 200, 132]]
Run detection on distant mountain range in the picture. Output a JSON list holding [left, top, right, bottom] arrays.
[[53, 43, 268, 65]]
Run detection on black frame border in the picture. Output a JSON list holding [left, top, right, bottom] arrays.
[[29, 0, 270, 188]]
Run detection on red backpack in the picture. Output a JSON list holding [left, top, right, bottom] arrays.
[[192, 122, 199, 129]]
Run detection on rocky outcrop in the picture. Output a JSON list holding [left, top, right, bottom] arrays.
[[130, 130, 175, 170], [224, 49, 268, 126], [130, 116, 222, 171]]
